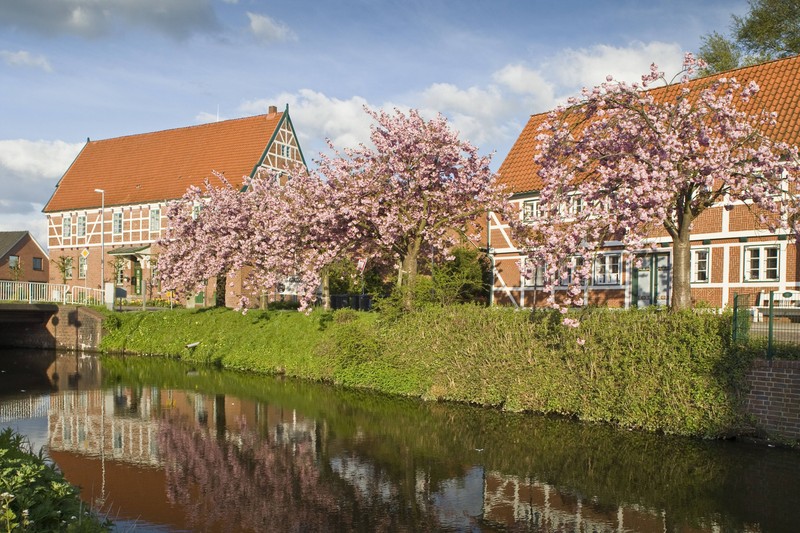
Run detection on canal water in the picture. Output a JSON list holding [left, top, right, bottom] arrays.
[[1, 349, 799, 532]]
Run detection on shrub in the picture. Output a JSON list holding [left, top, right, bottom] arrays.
[[0, 428, 110, 532]]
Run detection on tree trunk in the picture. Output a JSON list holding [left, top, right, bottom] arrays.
[[671, 230, 693, 310], [401, 246, 419, 311], [215, 273, 227, 307], [321, 269, 331, 310]]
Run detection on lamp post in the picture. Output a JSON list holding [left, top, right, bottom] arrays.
[[94, 189, 105, 290]]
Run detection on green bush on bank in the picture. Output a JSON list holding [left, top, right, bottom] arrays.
[[0, 428, 110, 532], [100, 305, 755, 437]]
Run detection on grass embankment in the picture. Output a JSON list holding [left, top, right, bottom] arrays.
[[101, 305, 754, 437], [0, 428, 110, 532]]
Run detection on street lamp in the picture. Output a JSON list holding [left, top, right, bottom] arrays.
[[94, 188, 105, 290]]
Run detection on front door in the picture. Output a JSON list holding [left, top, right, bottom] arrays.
[[633, 253, 671, 308], [133, 263, 143, 296]]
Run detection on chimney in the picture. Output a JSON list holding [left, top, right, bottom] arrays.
[[268, 105, 278, 115]]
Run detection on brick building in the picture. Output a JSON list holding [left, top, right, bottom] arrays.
[[42, 106, 305, 306], [0, 230, 49, 283], [489, 55, 800, 309]]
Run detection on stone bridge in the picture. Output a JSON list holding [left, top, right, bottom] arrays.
[[0, 303, 104, 351]]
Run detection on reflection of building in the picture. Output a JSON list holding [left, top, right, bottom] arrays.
[[481, 472, 758, 533], [0, 395, 49, 423]]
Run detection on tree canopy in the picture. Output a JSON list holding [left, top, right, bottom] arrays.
[[158, 108, 507, 311], [699, 0, 800, 74]]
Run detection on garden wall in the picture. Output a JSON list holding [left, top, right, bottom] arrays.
[[745, 359, 800, 440]]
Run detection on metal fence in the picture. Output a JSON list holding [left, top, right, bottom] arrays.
[[0, 280, 104, 306], [733, 291, 800, 358], [330, 293, 372, 311]]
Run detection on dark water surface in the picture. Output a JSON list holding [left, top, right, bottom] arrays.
[[1, 349, 799, 532]]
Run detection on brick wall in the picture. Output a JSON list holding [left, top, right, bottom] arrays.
[[0, 305, 103, 352], [745, 359, 800, 440]]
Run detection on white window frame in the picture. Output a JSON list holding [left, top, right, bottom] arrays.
[[65, 257, 73, 280], [62, 216, 72, 238], [112, 212, 123, 235], [149, 208, 161, 233], [76, 215, 86, 237], [593, 253, 621, 285], [691, 248, 711, 283], [743, 245, 780, 282], [78, 256, 87, 279], [559, 256, 586, 286], [522, 198, 540, 223], [8, 255, 19, 269], [520, 258, 545, 287]]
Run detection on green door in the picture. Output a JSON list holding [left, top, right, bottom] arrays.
[[633, 253, 670, 307], [133, 264, 143, 296]]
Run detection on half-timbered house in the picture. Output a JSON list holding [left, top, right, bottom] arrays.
[[43, 105, 305, 306], [489, 55, 800, 310]]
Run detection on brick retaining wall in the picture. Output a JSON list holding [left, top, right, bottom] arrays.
[[0, 305, 103, 352], [745, 359, 800, 440]]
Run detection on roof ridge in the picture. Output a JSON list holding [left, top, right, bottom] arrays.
[[87, 113, 277, 144]]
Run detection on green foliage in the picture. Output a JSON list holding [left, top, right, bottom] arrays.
[[102, 306, 757, 437], [698, 0, 800, 74], [0, 429, 110, 532], [428, 247, 490, 305]]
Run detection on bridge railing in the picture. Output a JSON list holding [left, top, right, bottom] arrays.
[[0, 280, 104, 306]]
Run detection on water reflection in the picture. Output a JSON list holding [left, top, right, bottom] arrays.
[[1, 349, 799, 532]]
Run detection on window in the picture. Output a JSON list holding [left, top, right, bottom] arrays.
[[64, 258, 73, 280], [116, 265, 125, 285], [522, 198, 540, 222], [559, 256, 586, 286], [192, 205, 201, 220], [78, 256, 87, 279], [691, 249, 710, 283], [744, 245, 780, 281], [570, 195, 584, 216], [113, 212, 123, 235], [521, 259, 545, 287], [149, 208, 161, 233], [8, 255, 19, 269], [62, 216, 72, 238], [32, 257, 43, 271], [280, 144, 293, 159], [594, 253, 621, 285], [77, 215, 86, 237]]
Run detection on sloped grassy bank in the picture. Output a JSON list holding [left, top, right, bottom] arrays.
[[100, 305, 754, 437]]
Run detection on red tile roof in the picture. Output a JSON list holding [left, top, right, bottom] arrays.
[[44, 112, 284, 212], [498, 54, 800, 194]]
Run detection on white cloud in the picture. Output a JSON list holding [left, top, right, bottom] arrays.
[[0, 139, 82, 180], [241, 90, 374, 157], [545, 41, 685, 91], [0, 139, 82, 248], [0, 49, 52, 72], [247, 12, 296, 44], [238, 41, 687, 170]]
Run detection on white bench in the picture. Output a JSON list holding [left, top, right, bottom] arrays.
[[753, 290, 800, 322]]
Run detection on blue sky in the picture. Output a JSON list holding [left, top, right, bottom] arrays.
[[0, 0, 746, 247]]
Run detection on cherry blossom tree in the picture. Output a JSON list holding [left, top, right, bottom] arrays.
[[158, 108, 507, 312], [157, 172, 252, 307], [317, 107, 507, 310], [517, 53, 799, 316]]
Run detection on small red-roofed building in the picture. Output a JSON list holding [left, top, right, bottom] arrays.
[[43, 105, 305, 307], [490, 55, 800, 310]]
